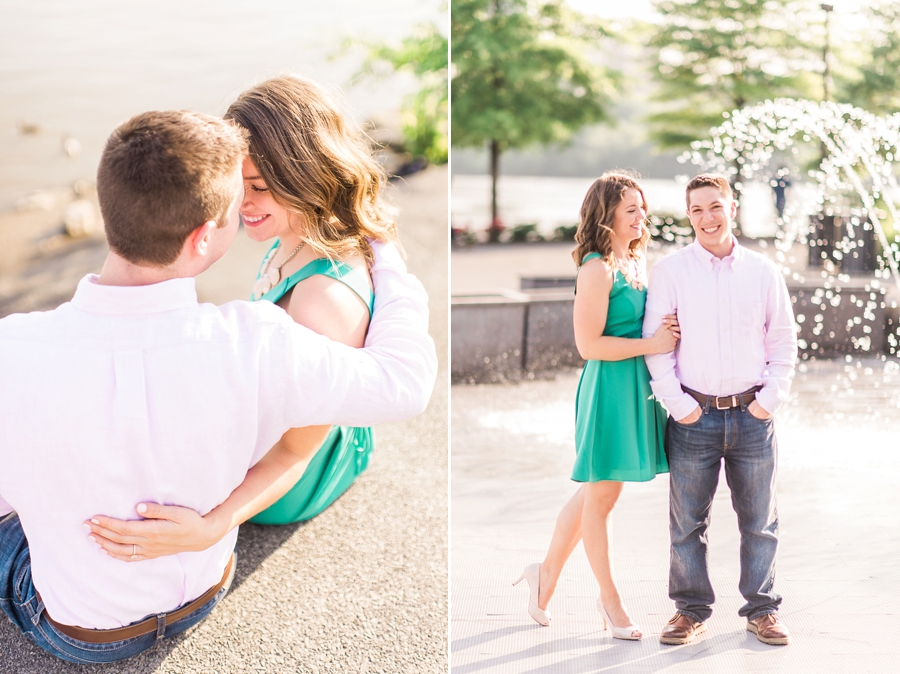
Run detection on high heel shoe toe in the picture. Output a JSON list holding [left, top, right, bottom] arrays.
[[596, 597, 641, 640], [513, 563, 550, 626]]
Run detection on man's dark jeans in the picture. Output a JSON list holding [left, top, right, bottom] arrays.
[[666, 405, 782, 623], [0, 512, 233, 664]]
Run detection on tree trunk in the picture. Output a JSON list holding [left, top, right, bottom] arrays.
[[488, 138, 502, 242]]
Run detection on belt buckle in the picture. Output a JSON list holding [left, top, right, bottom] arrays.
[[715, 395, 735, 410]]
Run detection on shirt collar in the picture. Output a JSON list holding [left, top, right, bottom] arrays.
[[690, 236, 742, 270], [70, 274, 199, 315]]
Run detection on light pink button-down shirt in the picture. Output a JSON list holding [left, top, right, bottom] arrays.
[[642, 239, 797, 421], [0, 242, 435, 629]]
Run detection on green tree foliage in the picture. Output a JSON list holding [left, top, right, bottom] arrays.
[[648, 0, 820, 152], [451, 0, 618, 226], [839, 1, 900, 115], [354, 22, 448, 165]]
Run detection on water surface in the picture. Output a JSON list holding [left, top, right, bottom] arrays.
[[0, 0, 443, 211]]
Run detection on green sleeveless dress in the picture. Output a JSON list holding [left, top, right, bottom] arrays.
[[571, 253, 668, 482], [248, 241, 375, 524]]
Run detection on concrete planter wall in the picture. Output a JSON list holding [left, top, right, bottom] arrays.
[[451, 290, 583, 384], [451, 278, 892, 384], [450, 294, 529, 384]]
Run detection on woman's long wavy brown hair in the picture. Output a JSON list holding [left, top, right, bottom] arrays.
[[572, 170, 650, 267], [226, 74, 398, 263]]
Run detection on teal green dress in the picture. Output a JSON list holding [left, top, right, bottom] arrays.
[[249, 241, 375, 524], [571, 253, 668, 482]]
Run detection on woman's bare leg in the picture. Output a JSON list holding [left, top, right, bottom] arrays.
[[537, 486, 585, 610], [581, 480, 637, 632]]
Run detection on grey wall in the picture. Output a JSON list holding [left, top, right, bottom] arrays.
[[451, 292, 581, 384]]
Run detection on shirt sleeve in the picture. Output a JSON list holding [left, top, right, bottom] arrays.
[[0, 494, 12, 518], [754, 265, 797, 414], [272, 240, 437, 429], [642, 260, 699, 419]]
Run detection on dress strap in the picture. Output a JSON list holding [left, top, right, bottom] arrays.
[[277, 258, 374, 316], [255, 240, 282, 279], [575, 252, 605, 294]]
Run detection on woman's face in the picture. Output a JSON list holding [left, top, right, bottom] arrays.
[[239, 156, 298, 242], [610, 188, 647, 245]]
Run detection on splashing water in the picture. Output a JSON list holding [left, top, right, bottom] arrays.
[[684, 99, 900, 360]]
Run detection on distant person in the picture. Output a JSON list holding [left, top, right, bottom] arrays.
[[0, 108, 436, 663], [514, 171, 678, 640], [86, 75, 408, 556], [771, 171, 791, 219], [643, 174, 797, 646]]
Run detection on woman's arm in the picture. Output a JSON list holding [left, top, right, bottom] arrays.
[[85, 433, 326, 560], [86, 264, 373, 561], [573, 259, 679, 362]]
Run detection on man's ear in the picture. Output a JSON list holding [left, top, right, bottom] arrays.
[[187, 221, 218, 257], [729, 199, 737, 219]]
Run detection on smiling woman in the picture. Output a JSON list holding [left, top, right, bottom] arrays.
[[511, 171, 675, 640], [226, 75, 392, 521]]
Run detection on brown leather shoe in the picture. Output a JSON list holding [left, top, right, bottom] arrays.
[[747, 613, 790, 645], [659, 613, 707, 645]]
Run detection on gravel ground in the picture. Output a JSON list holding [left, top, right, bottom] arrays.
[[0, 166, 449, 673]]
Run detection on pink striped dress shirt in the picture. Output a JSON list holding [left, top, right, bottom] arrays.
[[642, 239, 797, 421]]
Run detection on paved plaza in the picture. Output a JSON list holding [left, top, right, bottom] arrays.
[[451, 359, 900, 673], [0, 167, 448, 673]]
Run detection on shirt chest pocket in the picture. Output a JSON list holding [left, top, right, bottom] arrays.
[[739, 302, 765, 330]]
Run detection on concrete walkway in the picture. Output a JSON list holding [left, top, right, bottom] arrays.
[[0, 167, 448, 673], [451, 358, 900, 673]]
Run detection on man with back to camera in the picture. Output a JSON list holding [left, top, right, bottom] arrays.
[[642, 174, 797, 646], [0, 110, 436, 663]]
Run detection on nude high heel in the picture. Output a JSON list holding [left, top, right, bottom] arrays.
[[596, 597, 642, 640], [512, 563, 550, 626]]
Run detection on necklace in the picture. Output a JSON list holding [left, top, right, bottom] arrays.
[[615, 256, 643, 291], [251, 241, 305, 300]]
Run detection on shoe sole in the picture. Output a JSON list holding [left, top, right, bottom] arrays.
[[659, 621, 707, 645], [747, 622, 789, 646]]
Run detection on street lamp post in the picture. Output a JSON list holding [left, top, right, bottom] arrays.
[[810, 4, 836, 269], [822, 3, 834, 101]]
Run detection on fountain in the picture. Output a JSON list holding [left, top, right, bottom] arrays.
[[684, 98, 900, 359], [450, 99, 900, 387]]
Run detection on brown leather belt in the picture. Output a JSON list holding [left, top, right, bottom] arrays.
[[38, 552, 235, 644], [682, 385, 762, 411]]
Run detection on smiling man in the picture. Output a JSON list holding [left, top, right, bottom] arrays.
[[642, 174, 797, 646]]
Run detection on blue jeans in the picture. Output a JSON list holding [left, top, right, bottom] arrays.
[[0, 512, 234, 664], [665, 405, 781, 623]]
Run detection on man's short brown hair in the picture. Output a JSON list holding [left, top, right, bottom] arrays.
[[97, 111, 248, 266], [685, 174, 732, 208]]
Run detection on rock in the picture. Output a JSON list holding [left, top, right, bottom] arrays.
[[62, 135, 82, 158], [63, 199, 101, 237], [14, 191, 56, 212], [73, 180, 92, 198], [16, 120, 40, 135]]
